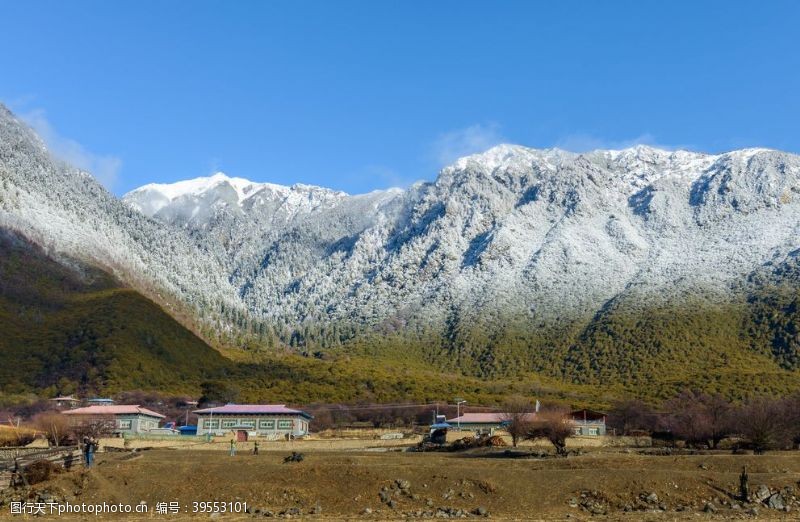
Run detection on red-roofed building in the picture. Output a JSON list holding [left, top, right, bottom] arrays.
[[193, 404, 313, 438], [446, 412, 537, 434], [569, 409, 607, 436], [62, 405, 165, 434]]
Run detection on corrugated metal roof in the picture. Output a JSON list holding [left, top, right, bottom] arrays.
[[62, 405, 165, 418], [193, 404, 313, 419]]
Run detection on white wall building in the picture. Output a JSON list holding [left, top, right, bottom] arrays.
[[193, 404, 312, 438], [63, 405, 165, 434]]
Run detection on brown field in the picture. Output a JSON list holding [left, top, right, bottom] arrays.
[[4, 446, 800, 521]]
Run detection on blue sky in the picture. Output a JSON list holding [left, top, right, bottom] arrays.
[[2, 1, 799, 195]]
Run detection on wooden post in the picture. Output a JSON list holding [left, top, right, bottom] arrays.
[[739, 466, 749, 501]]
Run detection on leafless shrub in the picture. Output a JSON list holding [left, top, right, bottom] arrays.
[[21, 459, 58, 485]]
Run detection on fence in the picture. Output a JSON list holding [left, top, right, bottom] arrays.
[[0, 446, 81, 490]]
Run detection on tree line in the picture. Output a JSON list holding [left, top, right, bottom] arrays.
[[607, 390, 800, 453]]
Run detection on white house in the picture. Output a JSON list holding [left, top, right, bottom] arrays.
[[193, 404, 312, 439], [62, 405, 165, 435]]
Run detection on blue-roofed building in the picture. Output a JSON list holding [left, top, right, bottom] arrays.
[[87, 398, 115, 405], [428, 414, 451, 444], [178, 425, 198, 436]]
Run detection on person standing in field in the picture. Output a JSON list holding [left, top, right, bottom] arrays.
[[229, 439, 236, 456], [84, 436, 97, 467], [253, 441, 259, 455], [82, 437, 90, 467]]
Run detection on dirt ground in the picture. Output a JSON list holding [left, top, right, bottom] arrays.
[[5, 448, 800, 520]]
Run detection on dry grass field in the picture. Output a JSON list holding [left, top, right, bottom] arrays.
[[4, 447, 800, 520]]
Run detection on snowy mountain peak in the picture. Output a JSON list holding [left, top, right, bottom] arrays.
[[127, 172, 281, 204], [448, 144, 574, 173], [123, 172, 347, 219], [5, 95, 800, 388]]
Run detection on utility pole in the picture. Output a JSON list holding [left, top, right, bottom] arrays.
[[455, 398, 467, 431]]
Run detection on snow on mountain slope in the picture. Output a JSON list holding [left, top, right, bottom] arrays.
[[5, 101, 800, 379], [125, 172, 348, 225], [121, 141, 800, 340], [0, 105, 246, 336]]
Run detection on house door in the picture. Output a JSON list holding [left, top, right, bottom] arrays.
[[237, 430, 248, 442]]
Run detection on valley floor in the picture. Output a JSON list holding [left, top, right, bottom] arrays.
[[5, 448, 800, 520]]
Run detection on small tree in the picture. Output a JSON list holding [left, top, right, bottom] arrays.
[[501, 396, 534, 448], [526, 408, 573, 456], [32, 411, 71, 446]]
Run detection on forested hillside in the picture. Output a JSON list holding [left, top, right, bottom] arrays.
[[2, 102, 800, 404], [0, 227, 580, 406], [0, 227, 235, 398]]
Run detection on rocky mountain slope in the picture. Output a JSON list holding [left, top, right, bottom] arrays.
[[0, 105, 251, 343], [2, 103, 800, 397]]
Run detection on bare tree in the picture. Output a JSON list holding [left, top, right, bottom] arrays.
[[664, 390, 734, 448], [608, 399, 657, 435], [32, 411, 71, 446], [71, 416, 115, 439], [526, 408, 573, 456], [501, 396, 534, 448], [735, 398, 790, 454], [783, 392, 800, 450]]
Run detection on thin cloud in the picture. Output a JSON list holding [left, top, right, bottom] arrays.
[[20, 108, 122, 190], [430, 123, 506, 167], [361, 164, 422, 191]]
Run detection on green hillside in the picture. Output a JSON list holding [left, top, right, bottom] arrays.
[[2, 225, 799, 408], [0, 227, 591, 406], [0, 227, 236, 397]]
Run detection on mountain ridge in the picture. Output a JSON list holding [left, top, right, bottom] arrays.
[[2, 103, 800, 399]]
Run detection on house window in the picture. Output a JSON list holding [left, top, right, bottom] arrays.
[[573, 427, 582, 435], [118, 420, 132, 429], [278, 420, 292, 430], [204, 419, 219, 429], [259, 420, 275, 429], [222, 420, 237, 429], [588, 427, 599, 436], [239, 420, 255, 428]]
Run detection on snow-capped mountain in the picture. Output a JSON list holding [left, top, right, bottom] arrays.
[[125, 173, 348, 229], [3, 102, 800, 384], [0, 105, 247, 339], [121, 142, 800, 328]]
